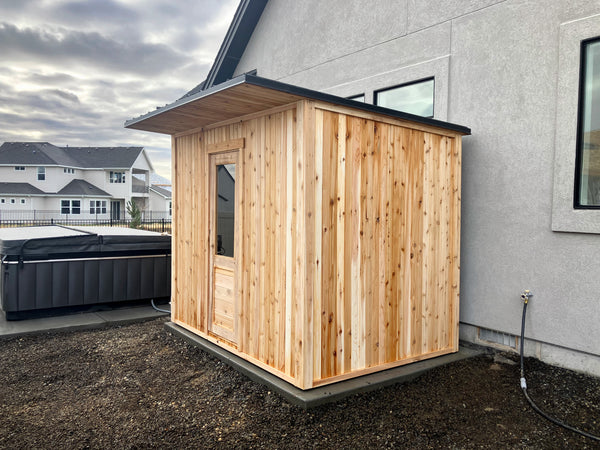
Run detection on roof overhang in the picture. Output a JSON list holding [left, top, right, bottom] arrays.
[[125, 73, 471, 136]]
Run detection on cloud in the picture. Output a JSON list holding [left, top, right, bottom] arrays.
[[0, 22, 187, 76], [0, 0, 240, 179]]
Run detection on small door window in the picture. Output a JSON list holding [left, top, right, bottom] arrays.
[[215, 163, 235, 257]]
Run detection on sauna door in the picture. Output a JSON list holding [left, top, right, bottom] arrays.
[[208, 151, 240, 344]]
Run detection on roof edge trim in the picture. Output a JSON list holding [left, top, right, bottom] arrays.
[[125, 73, 471, 136]]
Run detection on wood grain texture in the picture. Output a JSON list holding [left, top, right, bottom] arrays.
[[171, 100, 462, 390]]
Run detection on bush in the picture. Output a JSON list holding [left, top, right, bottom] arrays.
[[126, 200, 142, 229]]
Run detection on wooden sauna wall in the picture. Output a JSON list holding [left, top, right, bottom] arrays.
[[172, 99, 462, 389], [171, 102, 315, 387], [310, 103, 462, 385]]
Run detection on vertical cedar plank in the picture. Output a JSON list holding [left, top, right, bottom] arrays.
[[319, 110, 338, 379], [294, 101, 306, 386], [378, 123, 389, 364], [272, 114, 281, 370], [363, 119, 377, 367], [285, 109, 295, 377], [350, 116, 364, 370], [313, 108, 323, 380], [171, 136, 178, 322], [335, 114, 347, 375], [302, 101, 316, 388], [409, 130, 424, 357]]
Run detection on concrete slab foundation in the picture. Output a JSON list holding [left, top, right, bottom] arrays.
[[0, 305, 168, 338], [165, 321, 482, 409]]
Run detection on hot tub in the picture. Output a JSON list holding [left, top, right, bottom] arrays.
[[0, 225, 171, 320]]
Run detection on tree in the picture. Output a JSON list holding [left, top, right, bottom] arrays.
[[126, 200, 142, 229]]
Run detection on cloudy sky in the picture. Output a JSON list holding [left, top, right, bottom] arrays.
[[0, 0, 239, 179]]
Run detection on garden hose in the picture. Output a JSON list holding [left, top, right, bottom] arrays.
[[519, 291, 600, 442], [151, 299, 171, 314]]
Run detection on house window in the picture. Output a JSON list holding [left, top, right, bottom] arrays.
[[37, 167, 45, 181], [109, 171, 126, 183], [375, 78, 435, 118], [20, 199, 25, 204], [61, 200, 81, 214], [348, 94, 365, 102], [14, 166, 25, 171], [575, 38, 600, 207], [10, 198, 16, 204], [169, 201, 172, 216], [64, 168, 75, 174], [0, 199, 4, 204], [90, 200, 107, 214]]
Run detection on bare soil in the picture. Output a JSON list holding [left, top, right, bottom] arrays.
[[0, 317, 598, 449]]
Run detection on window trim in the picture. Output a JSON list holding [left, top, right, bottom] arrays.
[[109, 171, 126, 183], [90, 200, 107, 215], [374, 77, 435, 118], [61, 199, 81, 215], [574, 36, 600, 209]]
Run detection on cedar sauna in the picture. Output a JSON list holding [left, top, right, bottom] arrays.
[[126, 74, 470, 389]]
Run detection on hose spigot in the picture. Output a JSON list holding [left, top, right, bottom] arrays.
[[520, 290, 533, 304]]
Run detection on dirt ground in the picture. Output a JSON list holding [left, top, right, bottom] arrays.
[[0, 317, 598, 449]]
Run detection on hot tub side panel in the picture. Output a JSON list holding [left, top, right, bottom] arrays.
[[172, 102, 315, 388], [310, 104, 462, 386]]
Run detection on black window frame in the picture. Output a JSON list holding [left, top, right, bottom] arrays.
[[61, 199, 81, 215], [374, 77, 435, 118], [574, 36, 600, 209]]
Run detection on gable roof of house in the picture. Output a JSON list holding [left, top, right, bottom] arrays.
[[149, 185, 172, 198], [180, 0, 268, 99], [56, 179, 111, 197], [0, 142, 145, 169], [0, 182, 46, 195]]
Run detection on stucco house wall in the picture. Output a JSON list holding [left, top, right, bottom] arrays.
[[233, 0, 600, 375]]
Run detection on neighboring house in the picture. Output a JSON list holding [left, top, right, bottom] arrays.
[[148, 185, 172, 219], [0, 142, 157, 219], [127, 0, 600, 377]]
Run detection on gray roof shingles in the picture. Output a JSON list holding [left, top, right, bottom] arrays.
[[56, 179, 111, 197], [150, 185, 172, 198], [0, 182, 46, 195], [0, 142, 143, 169], [61, 146, 143, 169]]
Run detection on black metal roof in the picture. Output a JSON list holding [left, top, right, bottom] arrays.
[[0, 182, 46, 195], [0, 142, 144, 169], [56, 179, 111, 197], [125, 73, 471, 136]]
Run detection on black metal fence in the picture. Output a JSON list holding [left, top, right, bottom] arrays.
[[0, 210, 171, 233]]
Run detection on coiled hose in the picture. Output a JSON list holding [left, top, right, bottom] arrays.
[[519, 293, 600, 442]]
